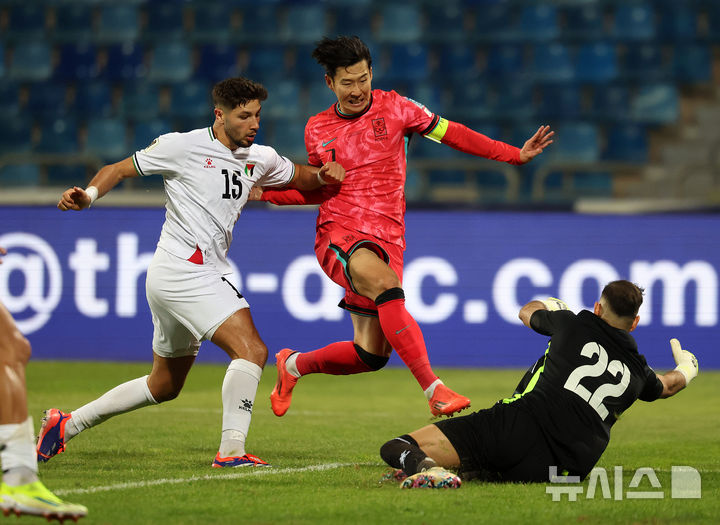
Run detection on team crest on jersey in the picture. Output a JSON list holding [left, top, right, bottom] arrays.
[[372, 118, 387, 140], [203, 158, 216, 169], [244, 163, 255, 177]]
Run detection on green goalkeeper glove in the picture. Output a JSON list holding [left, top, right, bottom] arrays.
[[541, 297, 570, 311], [670, 338, 698, 386]]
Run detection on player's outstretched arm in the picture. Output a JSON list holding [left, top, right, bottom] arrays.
[[290, 161, 345, 191], [657, 338, 699, 398], [254, 161, 344, 206], [57, 157, 138, 211]]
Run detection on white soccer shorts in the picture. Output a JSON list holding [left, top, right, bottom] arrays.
[[145, 247, 249, 358]]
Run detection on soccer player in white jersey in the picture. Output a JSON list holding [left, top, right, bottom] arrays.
[[37, 77, 345, 468], [0, 247, 88, 521]]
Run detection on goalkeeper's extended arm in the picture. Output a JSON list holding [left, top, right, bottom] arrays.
[[658, 338, 699, 398]]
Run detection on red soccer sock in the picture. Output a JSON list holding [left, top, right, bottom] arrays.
[[375, 288, 438, 390], [296, 341, 374, 376]]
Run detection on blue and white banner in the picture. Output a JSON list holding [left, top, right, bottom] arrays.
[[0, 207, 717, 369]]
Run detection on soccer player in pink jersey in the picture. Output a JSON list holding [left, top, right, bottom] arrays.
[[260, 36, 554, 417]]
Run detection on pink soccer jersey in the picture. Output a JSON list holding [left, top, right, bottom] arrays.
[[304, 89, 439, 249]]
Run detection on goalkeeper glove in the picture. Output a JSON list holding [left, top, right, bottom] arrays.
[[541, 297, 570, 311], [670, 338, 698, 386]]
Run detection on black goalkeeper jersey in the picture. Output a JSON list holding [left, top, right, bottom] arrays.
[[511, 309, 664, 477]]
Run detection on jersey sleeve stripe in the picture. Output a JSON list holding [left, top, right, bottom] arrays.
[[132, 153, 146, 177], [422, 116, 446, 143]]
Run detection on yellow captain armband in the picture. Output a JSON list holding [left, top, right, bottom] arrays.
[[424, 117, 449, 143]]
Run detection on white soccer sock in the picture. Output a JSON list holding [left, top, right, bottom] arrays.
[[423, 378, 443, 400], [0, 417, 39, 483], [218, 359, 262, 457], [67, 375, 158, 440], [285, 352, 300, 378]]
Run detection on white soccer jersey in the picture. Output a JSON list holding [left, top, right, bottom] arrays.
[[133, 127, 295, 274]]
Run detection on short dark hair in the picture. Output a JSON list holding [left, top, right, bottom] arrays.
[[312, 36, 372, 78], [601, 280, 645, 319], [212, 77, 267, 110]]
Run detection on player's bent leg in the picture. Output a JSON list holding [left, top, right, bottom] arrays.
[[147, 353, 196, 402], [1, 480, 87, 521]]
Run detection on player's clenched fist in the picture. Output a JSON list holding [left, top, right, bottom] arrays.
[[317, 161, 345, 185], [57, 186, 92, 211]]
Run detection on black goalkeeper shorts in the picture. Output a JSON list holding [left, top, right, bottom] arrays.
[[434, 401, 556, 483]]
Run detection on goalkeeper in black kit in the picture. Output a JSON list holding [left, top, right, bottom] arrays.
[[381, 280, 699, 488]]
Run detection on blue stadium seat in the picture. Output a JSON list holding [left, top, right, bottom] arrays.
[[76, 81, 114, 118], [0, 164, 41, 187], [144, 2, 187, 41], [95, 5, 140, 43], [26, 82, 70, 118], [376, 4, 422, 43], [36, 117, 79, 154], [244, 46, 287, 83], [436, 45, 480, 81], [0, 42, 4, 78], [572, 171, 613, 198], [673, 45, 711, 84], [85, 118, 128, 161], [621, 44, 668, 82], [147, 42, 193, 83], [657, 5, 699, 42], [485, 44, 525, 79], [8, 42, 53, 81], [333, 6, 374, 44], [612, 3, 656, 41], [422, 5, 468, 43], [291, 45, 322, 82], [491, 82, 535, 122], [518, 4, 560, 41], [562, 5, 605, 41], [270, 119, 307, 160], [591, 84, 631, 122], [169, 81, 211, 120], [382, 44, 430, 83], [537, 84, 583, 121], [473, 3, 514, 42], [195, 44, 240, 83], [105, 43, 146, 81], [262, 80, 301, 120], [447, 82, 491, 120], [410, 134, 464, 159], [46, 165, 89, 188], [131, 119, 172, 153], [630, 84, 679, 124], [52, 5, 93, 43], [603, 124, 648, 162], [575, 42, 618, 84], [190, 2, 235, 43], [237, 6, 280, 44], [283, 5, 327, 44], [0, 82, 20, 120], [4, 5, 47, 42], [54, 42, 100, 81], [531, 43, 574, 83], [0, 120, 33, 154], [307, 83, 336, 116], [707, 3, 720, 42], [120, 83, 161, 121], [550, 122, 600, 163]]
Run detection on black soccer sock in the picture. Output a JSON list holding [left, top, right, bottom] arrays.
[[380, 434, 437, 476]]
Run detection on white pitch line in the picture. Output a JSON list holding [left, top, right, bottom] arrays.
[[54, 462, 379, 496]]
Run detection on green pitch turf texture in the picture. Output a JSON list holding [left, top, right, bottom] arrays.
[[27, 361, 718, 525]]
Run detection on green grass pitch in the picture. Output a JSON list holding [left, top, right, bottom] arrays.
[[26, 361, 719, 524]]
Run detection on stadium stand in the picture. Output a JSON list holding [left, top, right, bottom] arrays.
[[0, 0, 717, 206]]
